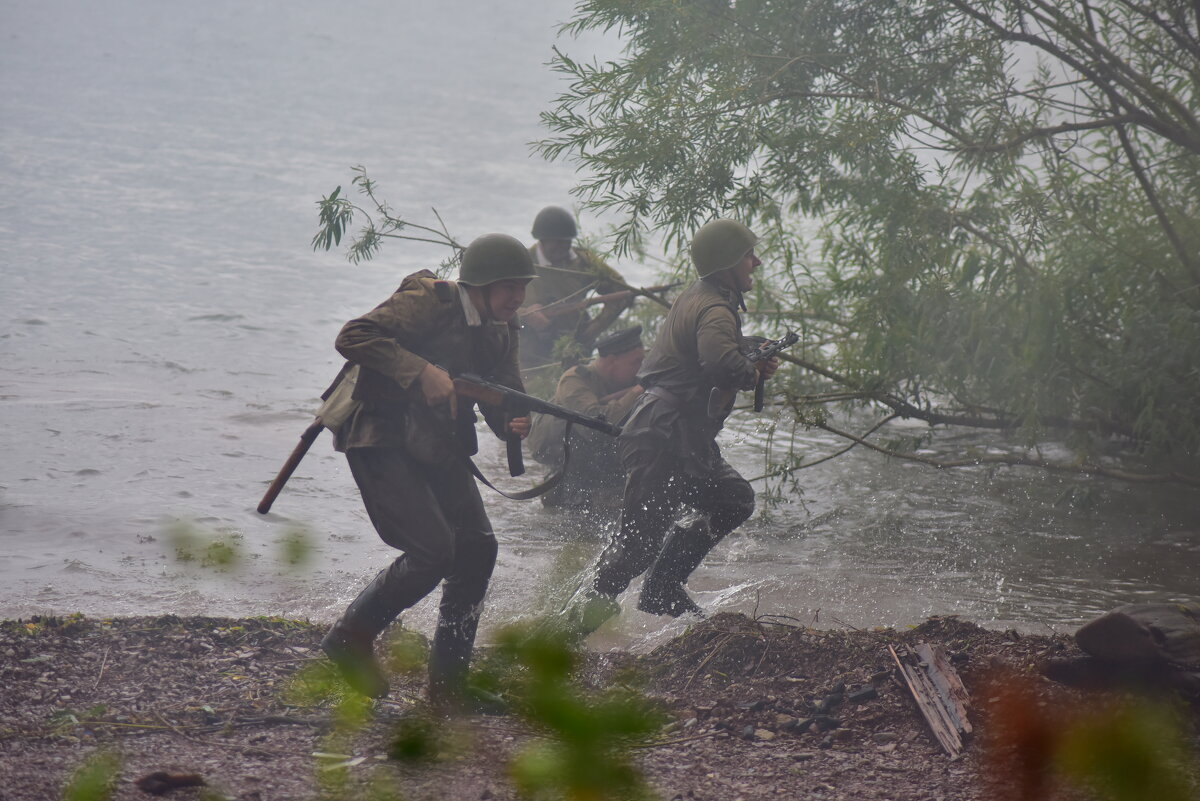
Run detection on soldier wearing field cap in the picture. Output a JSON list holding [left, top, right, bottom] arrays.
[[527, 325, 646, 512], [519, 205, 633, 372], [567, 219, 779, 632]]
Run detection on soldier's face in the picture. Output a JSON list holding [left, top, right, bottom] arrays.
[[729, 250, 760, 293], [610, 346, 645, 386], [541, 238, 573, 264], [485, 279, 529, 321]]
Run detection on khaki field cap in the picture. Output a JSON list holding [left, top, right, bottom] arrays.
[[531, 205, 579, 240], [690, 218, 759, 278], [458, 233, 538, 286]]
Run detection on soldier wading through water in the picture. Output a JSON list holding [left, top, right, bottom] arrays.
[[567, 219, 780, 633], [525, 325, 646, 513], [519, 205, 633, 372], [321, 234, 534, 711]]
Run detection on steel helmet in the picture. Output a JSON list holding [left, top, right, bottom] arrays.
[[531, 205, 578, 240], [690, 219, 759, 278], [458, 233, 537, 286]]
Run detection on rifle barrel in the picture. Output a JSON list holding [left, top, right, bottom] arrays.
[[454, 374, 622, 437]]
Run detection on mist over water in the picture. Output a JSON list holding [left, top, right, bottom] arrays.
[[2, 0, 1197, 650]]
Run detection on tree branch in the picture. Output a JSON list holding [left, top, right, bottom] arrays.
[[945, 0, 1200, 155], [1112, 0, 1200, 61], [746, 413, 900, 482], [816, 421, 1200, 487], [1023, 0, 1200, 130], [958, 114, 1143, 154], [1113, 120, 1200, 286]]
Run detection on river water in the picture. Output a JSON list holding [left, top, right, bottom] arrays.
[[2, 0, 1197, 651]]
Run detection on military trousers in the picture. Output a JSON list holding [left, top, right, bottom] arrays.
[[592, 424, 754, 597], [340, 447, 498, 657]]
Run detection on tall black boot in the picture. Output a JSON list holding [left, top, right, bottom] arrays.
[[637, 517, 721, 618], [427, 612, 504, 715], [321, 563, 409, 698]]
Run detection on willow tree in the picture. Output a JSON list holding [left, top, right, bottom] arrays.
[[537, 0, 1200, 484]]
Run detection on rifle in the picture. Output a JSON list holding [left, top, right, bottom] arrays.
[[257, 364, 359, 515], [259, 367, 624, 511], [706, 330, 800, 419], [453, 373, 623, 478], [522, 282, 681, 322]]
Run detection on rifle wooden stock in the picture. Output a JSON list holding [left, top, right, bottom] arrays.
[[452, 378, 507, 408], [450, 379, 521, 476], [452, 375, 623, 437], [257, 419, 324, 514]]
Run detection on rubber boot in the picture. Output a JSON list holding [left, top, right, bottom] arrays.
[[427, 613, 505, 716], [321, 565, 407, 698], [637, 518, 718, 618]]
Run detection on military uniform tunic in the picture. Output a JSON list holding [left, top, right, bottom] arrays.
[[336, 270, 522, 453], [592, 277, 758, 597], [330, 269, 523, 696], [526, 362, 642, 511], [519, 245, 630, 370]]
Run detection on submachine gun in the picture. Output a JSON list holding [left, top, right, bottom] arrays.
[[706, 330, 800, 419], [453, 373, 622, 478]]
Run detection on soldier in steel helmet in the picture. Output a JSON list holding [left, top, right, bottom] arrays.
[[519, 205, 634, 375], [567, 219, 779, 632], [321, 233, 535, 710]]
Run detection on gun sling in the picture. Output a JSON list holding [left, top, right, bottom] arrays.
[[463, 421, 575, 501]]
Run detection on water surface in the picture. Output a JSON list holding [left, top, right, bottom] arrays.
[[2, 0, 1197, 651]]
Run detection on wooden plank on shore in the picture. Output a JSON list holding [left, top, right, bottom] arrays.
[[916, 643, 973, 737], [889, 643, 972, 758]]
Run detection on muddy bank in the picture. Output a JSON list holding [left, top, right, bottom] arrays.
[[0, 613, 1195, 800]]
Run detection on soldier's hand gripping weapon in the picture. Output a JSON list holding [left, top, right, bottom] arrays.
[[706, 330, 800, 419], [452, 373, 622, 478]]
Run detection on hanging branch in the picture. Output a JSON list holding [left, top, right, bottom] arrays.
[[311, 166, 465, 264]]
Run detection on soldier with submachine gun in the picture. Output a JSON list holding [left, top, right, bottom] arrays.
[[565, 218, 791, 635]]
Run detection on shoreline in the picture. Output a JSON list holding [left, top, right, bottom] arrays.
[[2, 612, 1196, 800]]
